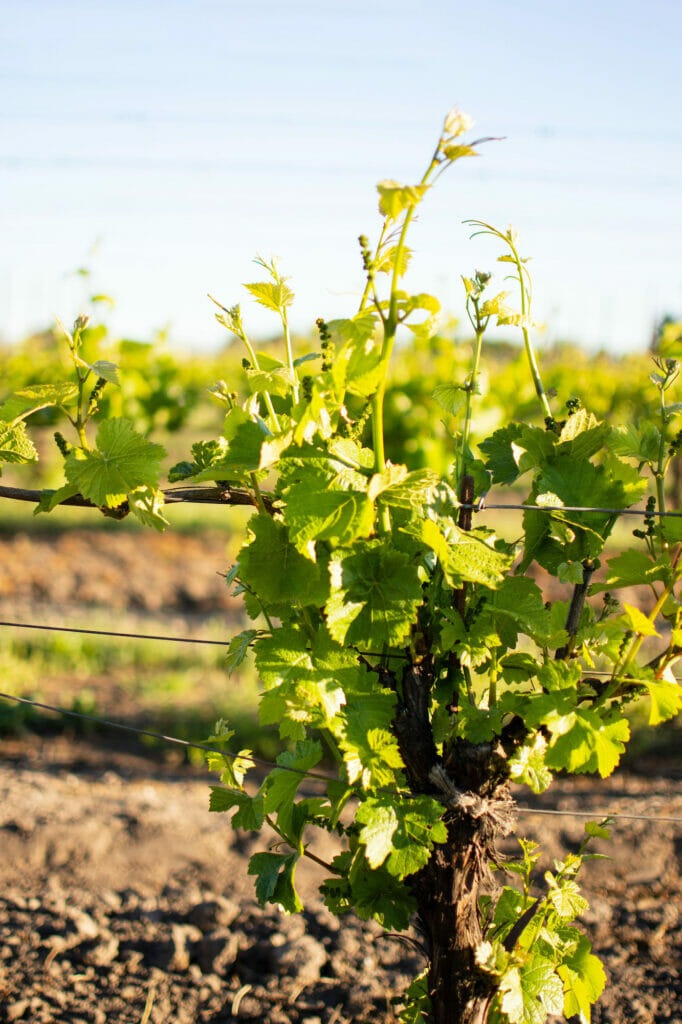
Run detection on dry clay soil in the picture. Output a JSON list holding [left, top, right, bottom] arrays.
[[0, 527, 681, 1024]]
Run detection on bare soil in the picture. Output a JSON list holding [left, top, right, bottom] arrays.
[[0, 529, 680, 1023]]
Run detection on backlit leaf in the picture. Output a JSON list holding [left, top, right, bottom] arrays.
[[65, 418, 165, 508]]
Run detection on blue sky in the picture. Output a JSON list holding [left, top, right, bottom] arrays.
[[1, 0, 681, 353]]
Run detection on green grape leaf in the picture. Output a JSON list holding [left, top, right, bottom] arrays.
[[591, 549, 669, 593], [255, 628, 314, 687], [376, 180, 429, 220], [518, 954, 564, 1021], [332, 328, 386, 398], [446, 528, 514, 588], [209, 787, 265, 831], [355, 799, 398, 869], [0, 382, 79, 423], [441, 610, 501, 669], [623, 602, 659, 637], [376, 468, 440, 510], [433, 384, 466, 416], [479, 424, 525, 485], [244, 280, 294, 312], [639, 673, 682, 725], [127, 485, 169, 531], [557, 410, 609, 460], [543, 706, 630, 777], [193, 410, 269, 479], [508, 734, 553, 794], [33, 483, 80, 515], [327, 311, 378, 345], [0, 421, 38, 464], [487, 576, 553, 644], [226, 629, 259, 675], [65, 418, 166, 508], [451, 702, 504, 743], [356, 795, 446, 878], [373, 244, 412, 277], [239, 514, 330, 609], [557, 935, 606, 1021], [558, 560, 585, 585], [247, 851, 302, 914], [546, 879, 589, 920], [339, 724, 404, 789], [89, 359, 120, 385], [246, 366, 295, 397], [263, 739, 323, 836], [497, 967, 524, 1021], [325, 540, 423, 646], [284, 480, 374, 550], [345, 856, 418, 930], [609, 421, 661, 463]]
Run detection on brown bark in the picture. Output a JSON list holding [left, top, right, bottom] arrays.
[[393, 646, 511, 1024]]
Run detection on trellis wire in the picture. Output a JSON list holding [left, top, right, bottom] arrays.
[[2, 691, 681, 826], [0, 620, 231, 646], [0, 619, 679, 682], [1, 483, 682, 518]]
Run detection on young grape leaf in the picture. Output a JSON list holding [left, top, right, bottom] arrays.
[[356, 795, 446, 879], [247, 851, 302, 914], [239, 514, 330, 609], [33, 483, 80, 515], [263, 739, 323, 836], [244, 280, 294, 312], [376, 180, 429, 220], [325, 540, 423, 646], [127, 485, 169, 531], [0, 421, 38, 464], [338, 724, 404, 789], [508, 734, 553, 794], [0, 382, 79, 423], [639, 675, 682, 724], [543, 707, 630, 777], [349, 861, 417, 931], [209, 787, 265, 831], [226, 629, 259, 675], [557, 935, 606, 1021], [609, 421, 661, 464], [284, 480, 374, 550], [593, 548, 669, 595], [622, 602, 659, 637], [65, 418, 166, 508]]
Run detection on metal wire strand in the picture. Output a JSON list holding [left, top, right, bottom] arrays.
[[1, 692, 681, 825], [0, 621, 231, 646]]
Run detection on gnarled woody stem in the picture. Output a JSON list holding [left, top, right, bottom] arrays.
[[392, 652, 514, 1023]]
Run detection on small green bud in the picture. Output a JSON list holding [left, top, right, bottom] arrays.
[[301, 375, 314, 402], [53, 431, 70, 457]]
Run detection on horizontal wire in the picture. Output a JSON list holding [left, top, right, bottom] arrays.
[[1, 483, 681, 519], [1, 691, 681, 826], [513, 805, 682, 823], [0, 691, 335, 784], [0, 620, 231, 646], [0, 620, 405, 660], [465, 500, 682, 518]]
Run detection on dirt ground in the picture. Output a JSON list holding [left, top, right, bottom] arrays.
[[0, 528, 680, 1024]]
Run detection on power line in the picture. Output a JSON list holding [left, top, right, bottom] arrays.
[[1, 691, 681, 826]]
